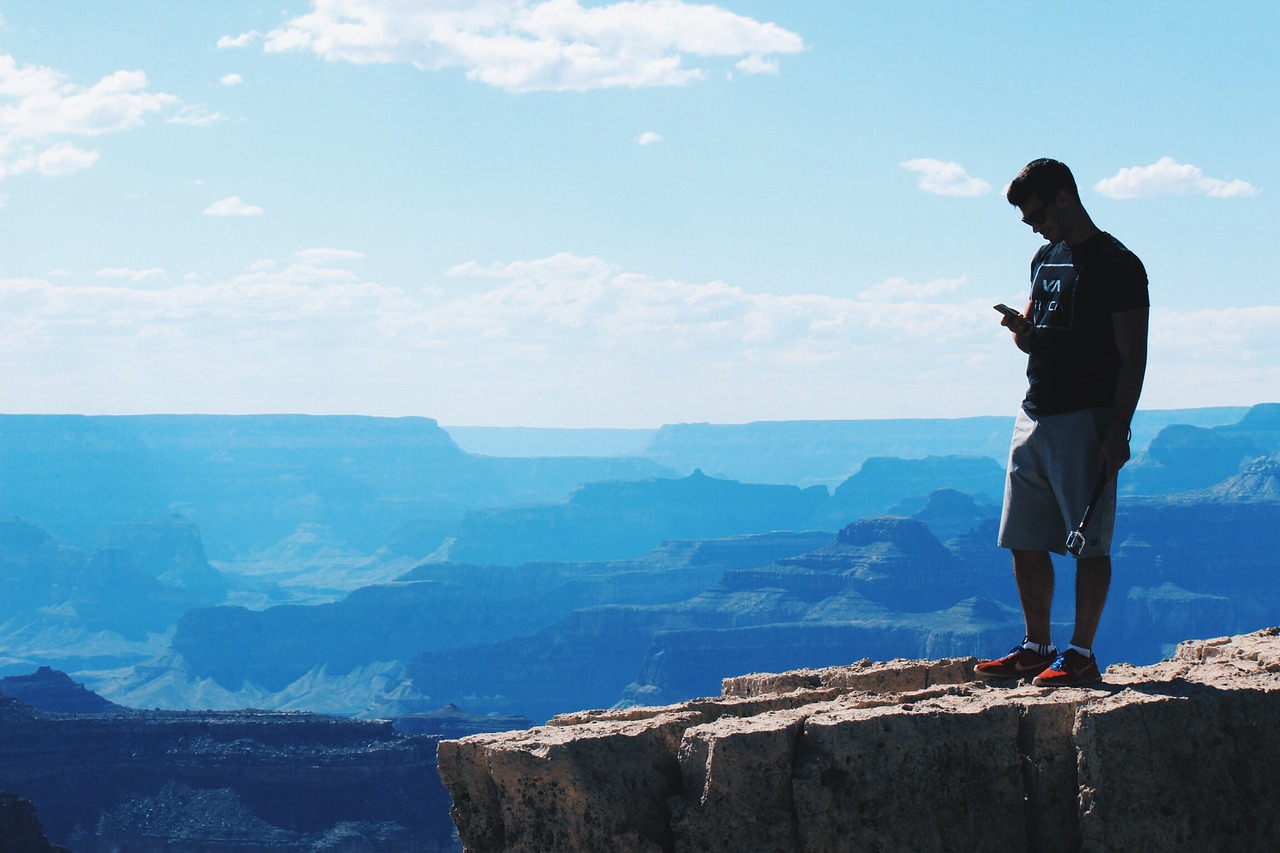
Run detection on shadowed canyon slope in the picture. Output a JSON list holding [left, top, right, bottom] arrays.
[[0, 669, 455, 852]]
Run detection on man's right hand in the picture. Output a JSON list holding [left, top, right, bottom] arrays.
[[1000, 311, 1033, 336], [1001, 309, 1035, 352]]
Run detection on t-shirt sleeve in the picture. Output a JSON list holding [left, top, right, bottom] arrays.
[[1106, 250, 1150, 313]]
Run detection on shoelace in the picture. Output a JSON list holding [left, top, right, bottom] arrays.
[[1049, 650, 1090, 672]]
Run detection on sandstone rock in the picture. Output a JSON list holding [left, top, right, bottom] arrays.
[[437, 628, 1280, 852]]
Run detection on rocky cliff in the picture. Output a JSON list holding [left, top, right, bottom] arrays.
[[438, 627, 1280, 852]]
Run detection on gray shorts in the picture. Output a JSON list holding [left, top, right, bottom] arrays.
[[997, 407, 1116, 559]]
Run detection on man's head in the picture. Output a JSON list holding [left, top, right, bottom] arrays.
[[1006, 158, 1079, 208], [1008, 158, 1094, 245]]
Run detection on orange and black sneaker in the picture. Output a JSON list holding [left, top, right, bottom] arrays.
[[974, 640, 1058, 681], [1032, 649, 1102, 687]]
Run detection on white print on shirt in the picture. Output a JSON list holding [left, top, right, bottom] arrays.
[[1030, 260, 1079, 331]]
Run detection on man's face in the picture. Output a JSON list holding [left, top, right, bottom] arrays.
[[1018, 191, 1062, 242]]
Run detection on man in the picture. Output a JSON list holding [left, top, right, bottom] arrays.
[[975, 158, 1149, 687]]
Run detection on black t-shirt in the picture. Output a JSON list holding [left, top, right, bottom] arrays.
[[1022, 232, 1149, 415]]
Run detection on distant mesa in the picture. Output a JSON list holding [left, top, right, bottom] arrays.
[[392, 704, 534, 739], [1207, 456, 1280, 502], [0, 667, 125, 715]]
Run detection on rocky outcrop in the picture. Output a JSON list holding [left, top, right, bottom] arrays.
[[438, 628, 1280, 852], [1208, 456, 1280, 501]]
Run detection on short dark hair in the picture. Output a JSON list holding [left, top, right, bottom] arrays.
[[1007, 158, 1079, 206]]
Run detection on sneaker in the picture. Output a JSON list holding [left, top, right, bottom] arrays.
[[974, 641, 1058, 680], [1032, 649, 1102, 687]]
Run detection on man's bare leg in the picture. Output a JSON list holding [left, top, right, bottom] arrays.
[[1011, 549, 1055, 647], [1071, 555, 1112, 649]]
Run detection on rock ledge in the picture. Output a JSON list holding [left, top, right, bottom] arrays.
[[438, 628, 1280, 852]]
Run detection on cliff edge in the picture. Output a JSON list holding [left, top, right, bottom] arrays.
[[438, 627, 1280, 852]]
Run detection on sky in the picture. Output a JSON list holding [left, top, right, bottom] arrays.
[[1, 1, 1277, 428]]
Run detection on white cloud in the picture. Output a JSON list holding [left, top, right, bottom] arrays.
[[168, 105, 230, 127], [35, 141, 99, 176], [437, 253, 996, 376], [900, 159, 991, 197], [220, 73, 244, 86], [1095, 157, 1260, 199], [295, 248, 366, 263], [0, 53, 179, 179], [203, 195, 264, 217], [227, 0, 805, 93], [636, 131, 663, 146], [859, 275, 968, 303], [1142, 305, 1280, 409], [735, 54, 779, 75], [3, 251, 1274, 425], [0, 251, 1011, 421], [217, 31, 262, 49], [94, 267, 167, 282]]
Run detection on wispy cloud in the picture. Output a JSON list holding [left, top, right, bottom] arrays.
[[34, 141, 100, 176], [636, 131, 664, 146], [203, 195, 264, 217], [94, 267, 166, 283], [220, 0, 805, 93], [168, 104, 230, 127], [736, 54, 779, 75], [217, 31, 261, 50], [1095, 157, 1260, 199], [295, 248, 365, 264], [1, 252, 1271, 423], [858, 275, 968, 303], [900, 159, 991, 197], [220, 73, 244, 87], [0, 54, 180, 179]]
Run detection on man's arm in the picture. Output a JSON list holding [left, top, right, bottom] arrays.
[[1101, 306, 1149, 478]]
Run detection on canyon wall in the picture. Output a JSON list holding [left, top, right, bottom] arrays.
[[438, 628, 1280, 852], [0, 694, 455, 851]]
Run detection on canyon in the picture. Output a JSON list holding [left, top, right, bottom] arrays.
[[0, 405, 1277, 848]]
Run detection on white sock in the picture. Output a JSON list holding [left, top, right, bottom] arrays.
[[1068, 644, 1093, 659], [1023, 638, 1055, 657]]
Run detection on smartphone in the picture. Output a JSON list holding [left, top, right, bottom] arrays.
[[993, 303, 1021, 318]]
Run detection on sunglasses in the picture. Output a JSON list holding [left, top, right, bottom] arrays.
[[1021, 198, 1054, 227]]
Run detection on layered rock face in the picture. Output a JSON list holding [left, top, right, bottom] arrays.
[[438, 628, 1280, 852], [0, 695, 454, 851]]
